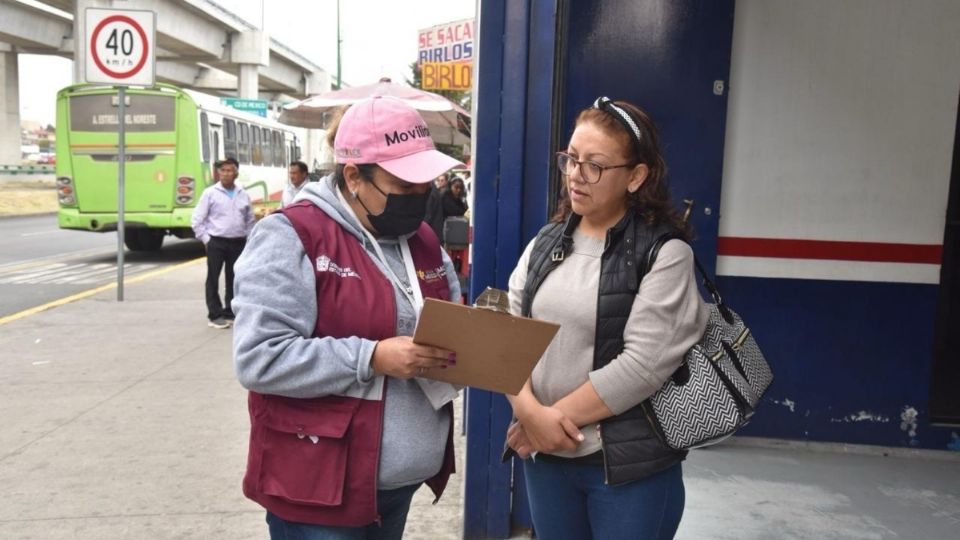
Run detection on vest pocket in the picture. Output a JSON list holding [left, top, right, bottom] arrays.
[[258, 397, 360, 506]]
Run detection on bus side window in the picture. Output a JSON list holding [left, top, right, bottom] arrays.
[[270, 131, 278, 166], [262, 128, 273, 166], [274, 131, 284, 167], [200, 112, 211, 162], [238, 122, 250, 164], [213, 131, 220, 162], [252, 126, 262, 165], [224, 119, 238, 159]]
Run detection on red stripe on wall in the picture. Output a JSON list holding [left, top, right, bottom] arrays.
[[717, 237, 943, 264]]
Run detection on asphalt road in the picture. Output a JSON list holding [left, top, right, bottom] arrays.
[[0, 214, 204, 318]]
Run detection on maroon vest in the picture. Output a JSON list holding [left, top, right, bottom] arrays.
[[242, 201, 454, 527]]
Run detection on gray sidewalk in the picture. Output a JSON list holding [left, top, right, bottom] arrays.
[[0, 259, 463, 539], [1, 260, 958, 539]]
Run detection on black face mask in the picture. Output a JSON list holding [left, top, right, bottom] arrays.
[[356, 181, 429, 237]]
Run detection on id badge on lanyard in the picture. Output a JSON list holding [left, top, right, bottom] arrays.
[[367, 233, 424, 315]]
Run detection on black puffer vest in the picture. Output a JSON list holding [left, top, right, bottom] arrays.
[[523, 212, 686, 485]]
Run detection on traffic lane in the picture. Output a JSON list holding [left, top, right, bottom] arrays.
[[0, 238, 205, 318], [0, 214, 117, 267]]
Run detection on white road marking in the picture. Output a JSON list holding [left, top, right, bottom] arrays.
[[19, 230, 65, 237], [0, 246, 116, 271], [0, 262, 160, 285]]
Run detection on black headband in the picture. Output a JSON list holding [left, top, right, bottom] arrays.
[[592, 96, 643, 155]]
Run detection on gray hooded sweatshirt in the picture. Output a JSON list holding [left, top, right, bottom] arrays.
[[232, 177, 460, 489]]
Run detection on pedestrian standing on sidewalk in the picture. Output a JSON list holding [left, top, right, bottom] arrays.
[[191, 157, 253, 329], [424, 173, 447, 240], [434, 172, 449, 191], [232, 96, 464, 539], [503, 97, 708, 540], [441, 177, 469, 221], [281, 160, 309, 208]]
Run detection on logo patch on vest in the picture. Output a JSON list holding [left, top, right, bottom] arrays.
[[416, 265, 448, 284], [316, 255, 361, 279]]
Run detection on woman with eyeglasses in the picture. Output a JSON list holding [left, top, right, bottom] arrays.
[[503, 97, 709, 539]]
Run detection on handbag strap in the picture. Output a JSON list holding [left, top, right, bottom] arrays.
[[645, 234, 735, 324]]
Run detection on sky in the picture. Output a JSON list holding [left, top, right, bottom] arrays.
[[17, 0, 476, 126]]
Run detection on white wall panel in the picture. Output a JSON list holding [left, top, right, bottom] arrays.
[[720, 0, 960, 248]]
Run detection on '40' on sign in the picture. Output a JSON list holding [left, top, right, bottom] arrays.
[[85, 9, 156, 86]]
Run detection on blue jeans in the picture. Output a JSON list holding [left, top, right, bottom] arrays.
[[523, 458, 684, 540], [265, 483, 421, 540]]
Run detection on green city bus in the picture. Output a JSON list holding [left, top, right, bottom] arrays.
[[56, 83, 301, 251]]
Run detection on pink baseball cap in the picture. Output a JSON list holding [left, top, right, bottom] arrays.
[[334, 96, 464, 184]]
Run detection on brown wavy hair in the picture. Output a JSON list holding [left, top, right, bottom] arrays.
[[552, 100, 690, 239]]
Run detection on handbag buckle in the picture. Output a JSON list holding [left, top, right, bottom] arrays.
[[733, 329, 750, 351]]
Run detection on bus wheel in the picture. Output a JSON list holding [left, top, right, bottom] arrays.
[[123, 230, 143, 251], [125, 229, 164, 251]]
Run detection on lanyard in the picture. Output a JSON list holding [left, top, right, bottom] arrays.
[[337, 188, 424, 314]]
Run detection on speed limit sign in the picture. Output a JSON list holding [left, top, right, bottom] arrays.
[[85, 8, 156, 86]]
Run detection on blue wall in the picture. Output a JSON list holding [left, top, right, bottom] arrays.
[[718, 275, 957, 450]]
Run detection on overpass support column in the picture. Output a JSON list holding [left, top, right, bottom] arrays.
[[0, 48, 20, 166], [238, 64, 258, 99], [305, 71, 330, 96], [231, 30, 269, 99]]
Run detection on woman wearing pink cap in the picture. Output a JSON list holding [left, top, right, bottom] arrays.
[[231, 96, 464, 539], [503, 98, 709, 539]]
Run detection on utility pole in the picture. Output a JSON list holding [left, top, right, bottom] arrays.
[[336, 0, 342, 89]]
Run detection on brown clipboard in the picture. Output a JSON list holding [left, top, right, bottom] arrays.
[[412, 297, 560, 395]]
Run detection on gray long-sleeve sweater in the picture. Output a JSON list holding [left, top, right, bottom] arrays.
[[232, 177, 461, 489], [508, 226, 708, 458]]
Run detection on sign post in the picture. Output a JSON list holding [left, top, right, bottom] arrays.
[[118, 85, 126, 300], [84, 8, 156, 301]]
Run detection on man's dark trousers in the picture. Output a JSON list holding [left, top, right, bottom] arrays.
[[205, 236, 246, 320]]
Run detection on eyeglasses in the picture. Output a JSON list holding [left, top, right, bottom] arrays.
[[556, 152, 633, 184]]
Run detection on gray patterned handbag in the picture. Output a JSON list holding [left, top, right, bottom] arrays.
[[643, 237, 773, 450]]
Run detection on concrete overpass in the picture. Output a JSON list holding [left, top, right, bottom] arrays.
[[0, 0, 333, 164]]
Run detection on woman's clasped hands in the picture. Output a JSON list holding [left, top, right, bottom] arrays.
[[507, 401, 584, 459]]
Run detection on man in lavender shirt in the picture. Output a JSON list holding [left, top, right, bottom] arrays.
[[191, 158, 254, 329]]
